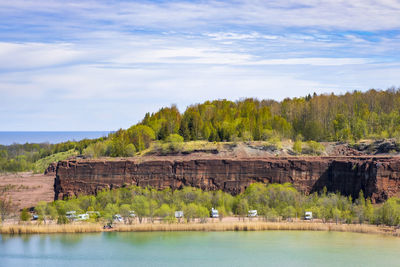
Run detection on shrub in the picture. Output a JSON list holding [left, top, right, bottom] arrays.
[[20, 208, 30, 222], [293, 140, 302, 154]]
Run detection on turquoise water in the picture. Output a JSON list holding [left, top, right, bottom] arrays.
[[0, 131, 112, 145], [1, 231, 400, 267]]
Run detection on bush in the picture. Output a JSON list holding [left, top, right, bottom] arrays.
[[165, 134, 184, 152], [20, 208, 30, 221], [304, 141, 325, 155], [57, 215, 68, 224], [293, 140, 302, 154]]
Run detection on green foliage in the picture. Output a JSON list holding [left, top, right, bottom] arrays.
[[127, 125, 156, 151], [236, 198, 249, 220], [29, 184, 400, 227], [20, 208, 30, 221], [104, 203, 119, 222], [33, 149, 77, 173], [0, 137, 105, 172], [304, 141, 325, 155], [293, 140, 302, 154], [5, 89, 400, 172], [138, 89, 400, 142], [57, 215, 68, 224], [166, 134, 184, 143], [183, 203, 200, 222], [35, 201, 48, 223], [132, 195, 149, 223], [375, 198, 400, 226]]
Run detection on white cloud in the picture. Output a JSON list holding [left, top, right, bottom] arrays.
[[250, 57, 370, 66], [206, 32, 278, 41], [0, 42, 84, 70], [1, 0, 400, 31], [0, 1, 399, 130]]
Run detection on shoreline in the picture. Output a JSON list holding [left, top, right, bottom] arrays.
[[1, 221, 399, 237]]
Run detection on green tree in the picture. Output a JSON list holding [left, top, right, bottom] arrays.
[[119, 204, 133, 224], [35, 201, 48, 224], [46, 205, 58, 220], [127, 125, 156, 151], [20, 208, 30, 222], [216, 205, 226, 222], [197, 205, 209, 223], [156, 203, 175, 223], [148, 199, 157, 223], [236, 198, 249, 221], [132, 195, 149, 223], [104, 203, 119, 223], [183, 203, 198, 223], [282, 205, 296, 221]]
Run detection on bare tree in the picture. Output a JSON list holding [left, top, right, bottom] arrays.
[[0, 197, 12, 223]]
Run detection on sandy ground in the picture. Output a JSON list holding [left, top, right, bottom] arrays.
[[0, 172, 54, 211]]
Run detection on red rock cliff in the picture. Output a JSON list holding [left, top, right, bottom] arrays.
[[54, 156, 400, 203]]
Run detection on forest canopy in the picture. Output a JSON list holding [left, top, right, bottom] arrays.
[[2, 88, 400, 171], [109, 88, 400, 150]]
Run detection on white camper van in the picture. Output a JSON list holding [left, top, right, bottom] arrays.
[[66, 211, 76, 220], [175, 211, 184, 218], [305, 211, 313, 220], [248, 210, 258, 217], [77, 213, 89, 221], [211, 208, 219, 218]]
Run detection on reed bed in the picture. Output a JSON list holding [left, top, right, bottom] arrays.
[[115, 222, 393, 235], [1, 222, 398, 236], [0, 224, 103, 234]]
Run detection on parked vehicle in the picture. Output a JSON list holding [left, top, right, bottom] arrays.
[[32, 214, 38, 220], [113, 214, 123, 222], [175, 211, 184, 218], [76, 213, 89, 221], [129, 211, 136, 217], [248, 210, 258, 217], [66, 211, 76, 220], [211, 208, 219, 218], [304, 211, 313, 220]]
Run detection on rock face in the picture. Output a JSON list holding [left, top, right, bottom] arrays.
[[44, 162, 57, 176], [54, 156, 400, 203]]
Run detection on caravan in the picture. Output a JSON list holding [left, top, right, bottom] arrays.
[[211, 208, 219, 218], [248, 210, 258, 217], [77, 213, 89, 221]]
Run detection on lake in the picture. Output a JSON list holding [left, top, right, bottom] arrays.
[[1, 231, 400, 267]]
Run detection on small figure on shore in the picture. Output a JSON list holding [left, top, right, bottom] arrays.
[[103, 223, 113, 229]]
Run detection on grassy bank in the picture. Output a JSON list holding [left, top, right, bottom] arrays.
[[1, 221, 399, 237]]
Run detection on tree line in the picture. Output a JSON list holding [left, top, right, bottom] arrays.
[[0, 138, 104, 173], [3, 88, 400, 167], [6, 183, 399, 227], [84, 88, 400, 157], [142, 88, 400, 142]]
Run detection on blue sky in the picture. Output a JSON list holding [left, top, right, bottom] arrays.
[[1, 0, 400, 130]]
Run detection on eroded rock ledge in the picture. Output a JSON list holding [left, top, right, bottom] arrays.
[[54, 156, 400, 203]]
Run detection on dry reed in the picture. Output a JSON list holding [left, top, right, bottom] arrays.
[[2, 221, 397, 236], [0, 223, 103, 234]]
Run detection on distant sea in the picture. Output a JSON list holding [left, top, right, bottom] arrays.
[[0, 131, 112, 145]]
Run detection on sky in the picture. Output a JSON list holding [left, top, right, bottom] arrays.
[[1, 0, 400, 131]]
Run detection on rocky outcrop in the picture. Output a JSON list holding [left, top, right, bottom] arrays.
[[54, 156, 400, 203], [44, 162, 57, 176]]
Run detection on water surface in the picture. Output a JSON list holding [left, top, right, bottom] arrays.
[[1, 231, 400, 267]]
